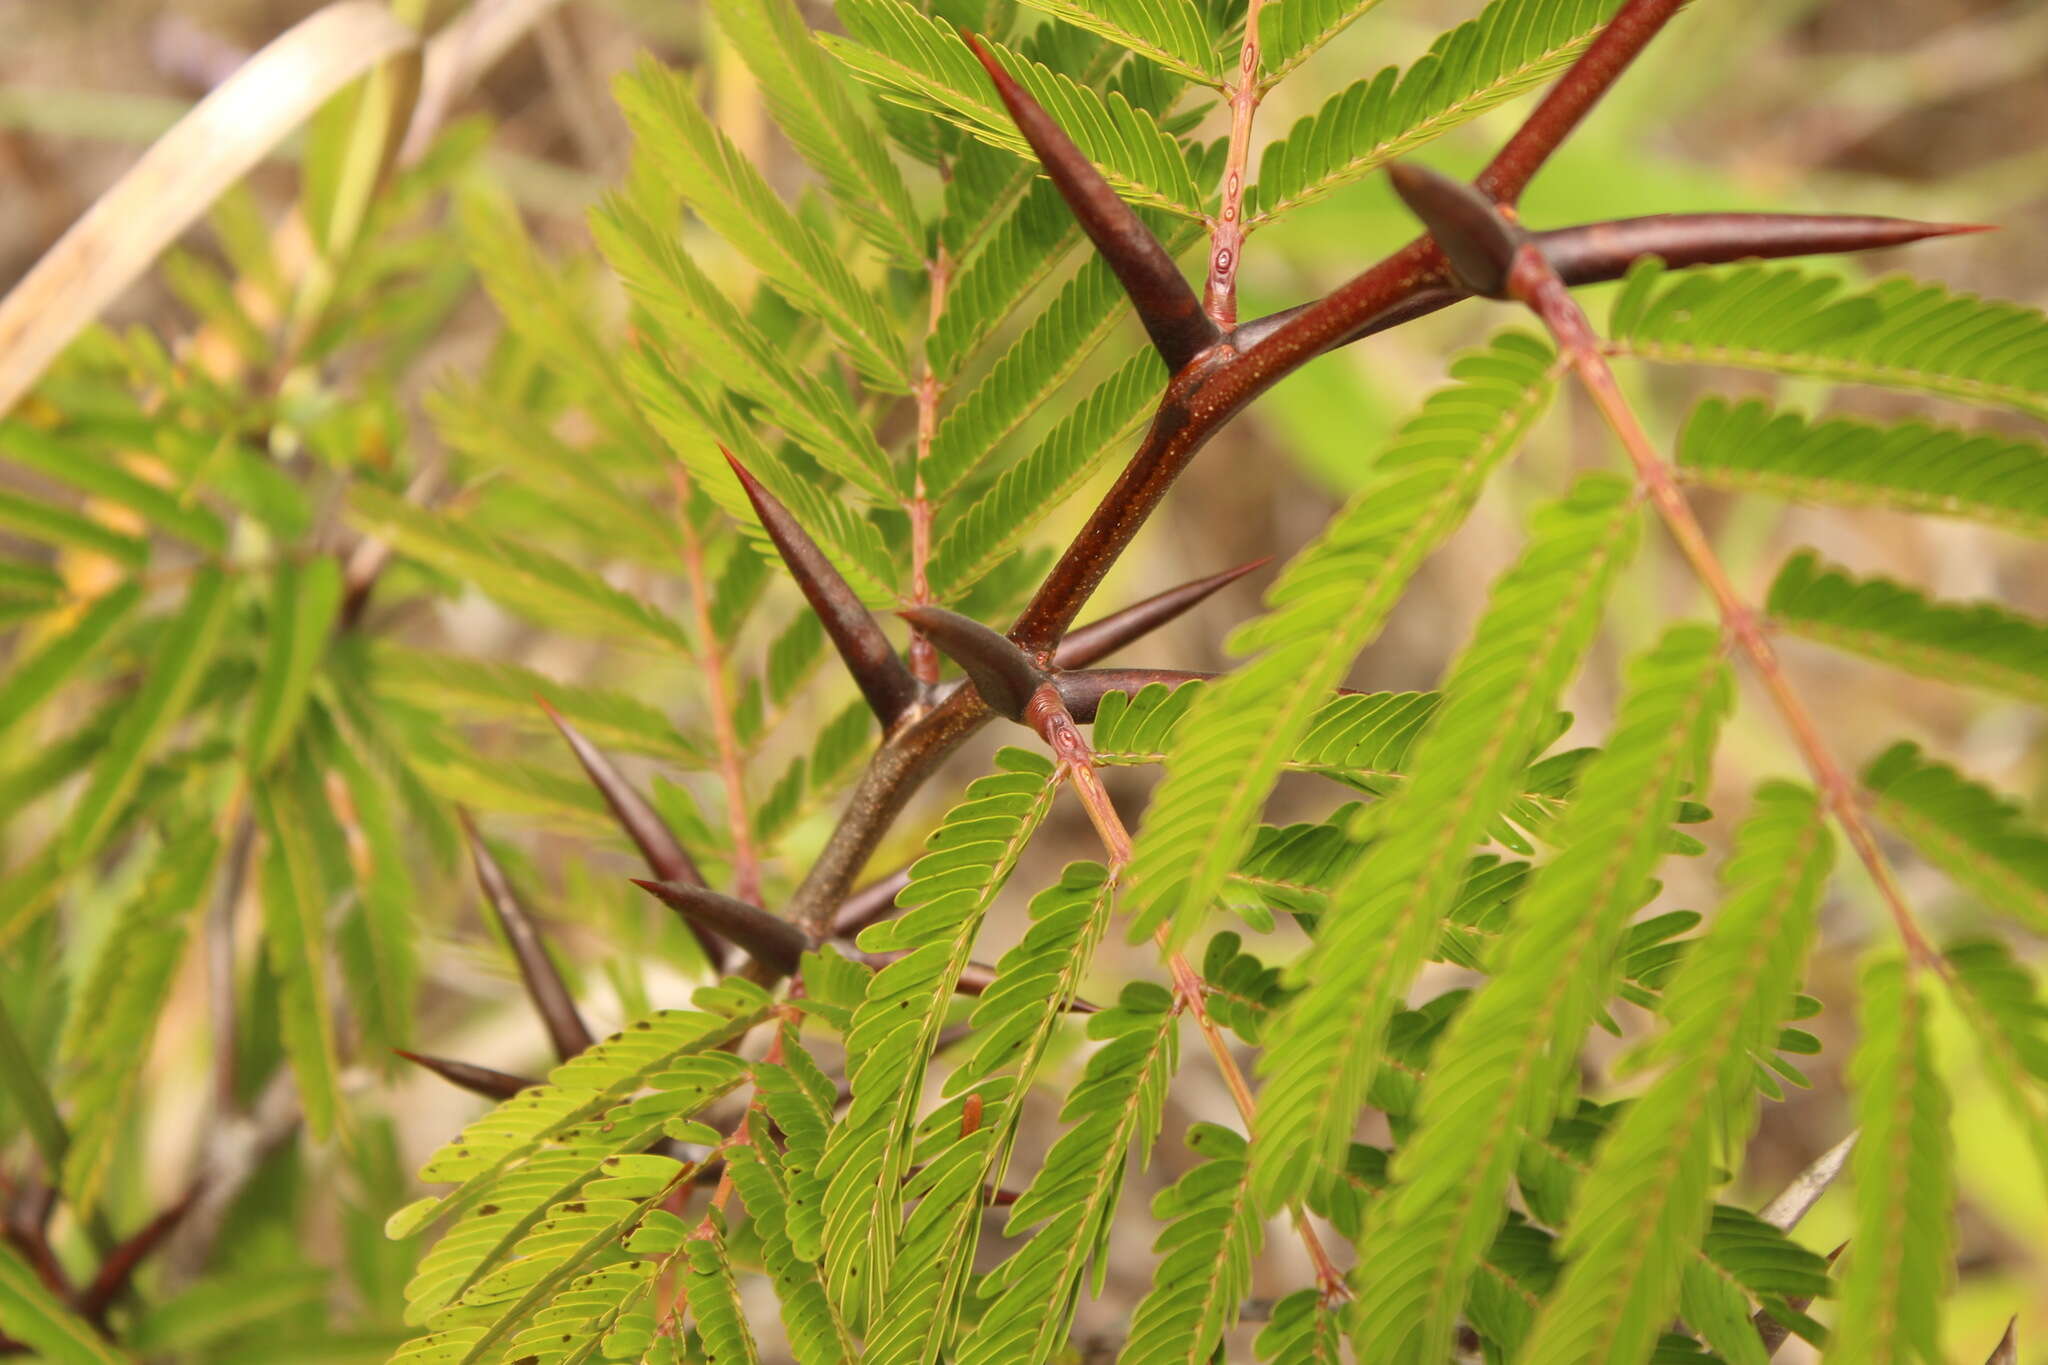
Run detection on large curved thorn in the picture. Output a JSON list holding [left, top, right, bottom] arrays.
[[1234, 211, 1988, 357], [725, 449, 919, 728], [395, 1050, 535, 1101], [1386, 163, 1525, 299], [459, 811, 595, 1061], [631, 879, 812, 975], [960, 30, 1220, 373], [1053, 559, 1268, 669], [899, 605, 1049, 723], [536, 697, 727, 969]]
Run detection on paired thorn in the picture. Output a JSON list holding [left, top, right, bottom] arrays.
[[725, 449, 920, 729], [537, 698, 728, 970], [1053, 558, 1266, 669], [395, 1050, 535, 1101], [959, 30, 1221, 373], [458, 810, 596, 1062], [897, 606, 1049, 722], [631, 880, 814, 976], [1385, 163, 1526, 300]]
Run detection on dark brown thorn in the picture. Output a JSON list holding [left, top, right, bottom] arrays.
[[1478, 0, 1691, 205], [77, 1182, 202, 1325], [830, 867, 912, 938], [1053, 558, 1268, 669], [959, 29, 1220, 373], [459, 810, 595, 1062], [631, 880, 814, 976], [1237, 209, 1986, 359], [1054, 667, 1219, 720], [535, 696, 726, 969], [394, 1050, 535, 1101], [1753, 1241, 1844, 1357], [724, 449, 919, 728], [1984, 1317, 2019, 1365], [898, 606, 1049, 723], [1386, 163, 1525, 299], [1538, 212, 1992, 278]]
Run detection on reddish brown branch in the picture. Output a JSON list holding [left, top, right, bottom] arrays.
[[1478, 0, 1692, 205]]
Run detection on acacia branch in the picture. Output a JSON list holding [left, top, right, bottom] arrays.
[[1202, 0, 1269, 326], [1386, 160, 1940, 969]]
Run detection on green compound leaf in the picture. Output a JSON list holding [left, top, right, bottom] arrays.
[[1251, 473, 1639, 1212], [1767, 550, 2048, 708], [1678, 397, 2048, 539], [1610, 260, 2048, 420]]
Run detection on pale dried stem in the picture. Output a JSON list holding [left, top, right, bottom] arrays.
[[1022, 685, 1349, 1297], [1202, 0, 1267, 326], [1508, 252, 1940, 972], [674, 470, 763, 906]]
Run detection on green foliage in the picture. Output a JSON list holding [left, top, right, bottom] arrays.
[[819, 750, 1058, 1324], [1864, 742, 2048, 932], [1611, 259, 2048, 419], [1832, 958, 1954, 1365], [1517, 783, 1832, 1365], [3, 0, 2039, 1360], [1254, 473, 1640, 1209], [1249, 0, 1623, 222], [1350, 624, 1732, 1363], [1124, 330, 1556, 946], [824, 0, 1210, 219], [1678, 397, 2048, 538], [1767, 550, 2048, 708]]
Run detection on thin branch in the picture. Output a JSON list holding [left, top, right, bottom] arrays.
[[459, 810, 597, 1061], [675, 469, 764, 905], [1201, 0, 1269, 326], [1015, 683, 1348, 1298], [724, 451, 918, 730], [537, 698, 727, 969], [960, 30, 1220, 372], [1474, 208, 1942, 969], [1052, 558, 1266, 668]]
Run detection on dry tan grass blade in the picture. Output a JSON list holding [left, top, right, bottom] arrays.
[[403, 0, 571, 164], [0, 1, 422, 418]]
